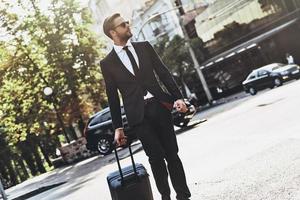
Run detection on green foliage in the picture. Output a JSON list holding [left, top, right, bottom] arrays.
[[0, 0, 106, 146], [154, 35, 208, 76], [153, 35, 209, 98], [154, 35, 191, 75]]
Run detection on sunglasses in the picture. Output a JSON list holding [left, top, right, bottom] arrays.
[[113, 21, 130, 29]]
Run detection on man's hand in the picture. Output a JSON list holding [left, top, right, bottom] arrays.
[[174, 99, 188, 113], [114, 128, 127, 147]]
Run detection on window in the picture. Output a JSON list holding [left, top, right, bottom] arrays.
[[101, 111, 112, 122], [271, 63, 285, 71], [258, 70, 269, 77], [247, 72, 256, 80], [89, 115, 103, 126]]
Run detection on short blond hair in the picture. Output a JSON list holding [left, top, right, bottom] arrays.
[[103, 13, 120, 39]]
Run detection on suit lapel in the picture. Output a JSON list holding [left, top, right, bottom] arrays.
[[132, 43, 144, 71], [109, 48, 136, 80], [132, 42, 147, 77], [109, 43, 146, 79]]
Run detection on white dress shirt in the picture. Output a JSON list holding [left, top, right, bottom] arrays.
[[113, 41, 153, 99]]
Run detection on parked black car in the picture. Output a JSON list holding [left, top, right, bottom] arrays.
[[85, 100, 196, 155], [242, 63, 300, 95], [84, 106, 130, 155]]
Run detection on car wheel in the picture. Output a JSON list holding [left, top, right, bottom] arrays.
[[97, 135, 113, 155], [249, 87, 257, 95], [274, 77, 282, 87], [174, 118, 190, 128]]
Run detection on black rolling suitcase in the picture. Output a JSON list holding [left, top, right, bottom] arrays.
[[107, 143, 153, 200]]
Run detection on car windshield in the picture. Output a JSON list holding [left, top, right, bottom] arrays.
[[89, 114, 104, 126], [246, 72, 256, 80], [101, 111, 112, 122], [89, 107, 126, 126], [271, 63, 285, 71]]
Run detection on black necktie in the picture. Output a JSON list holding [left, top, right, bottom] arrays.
[[123, 46, 147, 96], [123, 46, 139, 76]]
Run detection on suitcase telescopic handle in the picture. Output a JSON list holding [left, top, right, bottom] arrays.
[[113, 141, 138, 183]]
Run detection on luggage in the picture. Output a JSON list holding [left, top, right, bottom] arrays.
[[107, 143, 153, 200]]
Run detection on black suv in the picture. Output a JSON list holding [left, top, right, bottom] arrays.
[[84, 106, 130, 155], [85, 100, 196, 155]]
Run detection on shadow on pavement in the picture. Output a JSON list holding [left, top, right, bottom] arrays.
[[175, 119, 207, 135], [12, 182, 66, 200], [10, 117, 209, 199], [9, 143, 143, 200]]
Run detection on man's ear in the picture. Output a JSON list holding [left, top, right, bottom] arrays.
[[109, 30, 116, 38]]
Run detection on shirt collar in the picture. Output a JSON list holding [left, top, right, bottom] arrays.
[[113, 40, 133, 54]]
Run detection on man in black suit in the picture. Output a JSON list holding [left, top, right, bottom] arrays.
[[101, 13, 191, 200]]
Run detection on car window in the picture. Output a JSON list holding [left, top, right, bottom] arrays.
[[277, 63, 285, 67], [101, 111, 112, 122], [89, 107, 125, 127], [271, 63, 285, 71], [89, 115, 103, 126], [257, 70, 268, 77], [271, 66, 280, 71], [247, 72, 256, 80]]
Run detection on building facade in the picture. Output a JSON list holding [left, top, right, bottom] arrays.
[[131, 0, 183, 44], [88, 0, 300, 103], [190, 0, 300, 102]]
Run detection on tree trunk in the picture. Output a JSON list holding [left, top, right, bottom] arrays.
[[16, 158, 29, 181], [6, 159, 18, 186], [28, 135, 47, 173], [0, 160, 9, 183], [38, 142, 52, 167], [13, 159, 24, 182], [18, 143, 38, 176], [32, 146, 46, 173]]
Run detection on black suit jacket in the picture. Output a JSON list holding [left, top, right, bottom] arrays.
[[100, 41, 183, 129]]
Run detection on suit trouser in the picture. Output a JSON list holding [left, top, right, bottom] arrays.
[[132, 99, 191, 200]]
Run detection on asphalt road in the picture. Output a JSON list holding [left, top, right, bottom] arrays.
[[5, 79, 300, 200]]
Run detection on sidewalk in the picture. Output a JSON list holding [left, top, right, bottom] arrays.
[[5, 91, 251, 200], [5, 144, 143, 200]]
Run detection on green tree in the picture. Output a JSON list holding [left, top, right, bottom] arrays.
[[154, 35, 208, 93], [0, 0, 106, 145], [154, 35, 208, 74], [0, 0, 107, 185]]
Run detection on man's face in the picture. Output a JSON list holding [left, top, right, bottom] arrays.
[[111, 16, 132, 41]]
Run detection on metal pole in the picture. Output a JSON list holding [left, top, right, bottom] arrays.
[[178, 17, 213, 103], [52, 98, 71, 143], [0, 179, 7, 200]]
